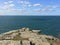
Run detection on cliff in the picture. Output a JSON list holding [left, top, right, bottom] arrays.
[[0, 28, 60, 45]]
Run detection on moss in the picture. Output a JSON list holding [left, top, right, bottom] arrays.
[[12, 36, 29, 41], [22, 38, 29, 40], [50, 43, 53, 45], [12, 36, 21, 40], [12, 32, 29, 41], [12, 33, 21, 40]]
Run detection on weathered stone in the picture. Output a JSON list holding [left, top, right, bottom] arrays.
[[0, 40, 20, 45], [22, 40, 30, 45], [0, 28, 59, 45], [32, 30, 41, 33]]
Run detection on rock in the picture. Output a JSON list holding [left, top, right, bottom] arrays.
[[0, 28, 59, 45], [41, 42, 50, 45], [0, 40, 20, 45], [32, 30, 41, 33], [21, 27, 26, 32], [39, 35, 57, 41], [22, 40, 30, 45]]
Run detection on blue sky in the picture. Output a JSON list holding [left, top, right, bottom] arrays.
[[0, 0, 60, 15]]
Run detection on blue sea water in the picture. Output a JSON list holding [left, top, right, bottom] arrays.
[[0, 16, 60, 37]]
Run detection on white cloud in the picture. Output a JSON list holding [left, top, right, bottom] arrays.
[[18, 0, 42, 7], [18, 0, 23, 4], [33, 7, 56, 13], [7, 8, 27, 15], [0, 0, 59, 15], [4, 2, 8, 4], [0, 9, 27, 15], [1, 1, 15, 10], [3, 1, 13, 4], [8, 1, 13, 3], [0, 0, 29, 15], [33, 5, 60, 13], [51, 6, 60, 8], [47, 9, 55, 12], [9, 4, 15, 7], [19, 0, 30, 5], [18, 0, 31, 8], [10, 9, 26, 12], [33, 10, 41, 12], [46, 5, 60, 9], [0, 1, 16, 15], [28, 4, 32, 7], [1, 4, 15, 10], [33, 3, 42, 7], [0, 11, 5, 15]]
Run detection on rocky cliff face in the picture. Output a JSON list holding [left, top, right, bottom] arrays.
[[0, 28, 60, 45]]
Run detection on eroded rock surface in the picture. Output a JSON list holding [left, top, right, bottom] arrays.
[[0, 28, 60, 45]]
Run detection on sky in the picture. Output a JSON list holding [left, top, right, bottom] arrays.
[[0, 0, 60, 15]]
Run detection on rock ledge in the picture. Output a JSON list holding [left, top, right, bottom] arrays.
[[0, 28, 60, 45]]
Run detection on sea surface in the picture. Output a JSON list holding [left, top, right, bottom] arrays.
[[0, 16, 60, 37]]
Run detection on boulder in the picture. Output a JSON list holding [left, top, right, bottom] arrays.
[[32, 30, 41, 33]]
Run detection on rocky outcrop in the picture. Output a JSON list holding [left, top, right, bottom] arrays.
[[0, 28, 60, 45]]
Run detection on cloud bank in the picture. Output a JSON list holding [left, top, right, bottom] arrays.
[[0, 0, 60, 15]]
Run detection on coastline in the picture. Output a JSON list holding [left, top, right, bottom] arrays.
[[0, 28, 60, 45]]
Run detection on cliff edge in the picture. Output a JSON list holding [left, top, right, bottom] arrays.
[[0, 28, 60, 45]]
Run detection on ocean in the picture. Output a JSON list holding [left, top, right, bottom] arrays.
[[0, 16, 60, 37]]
